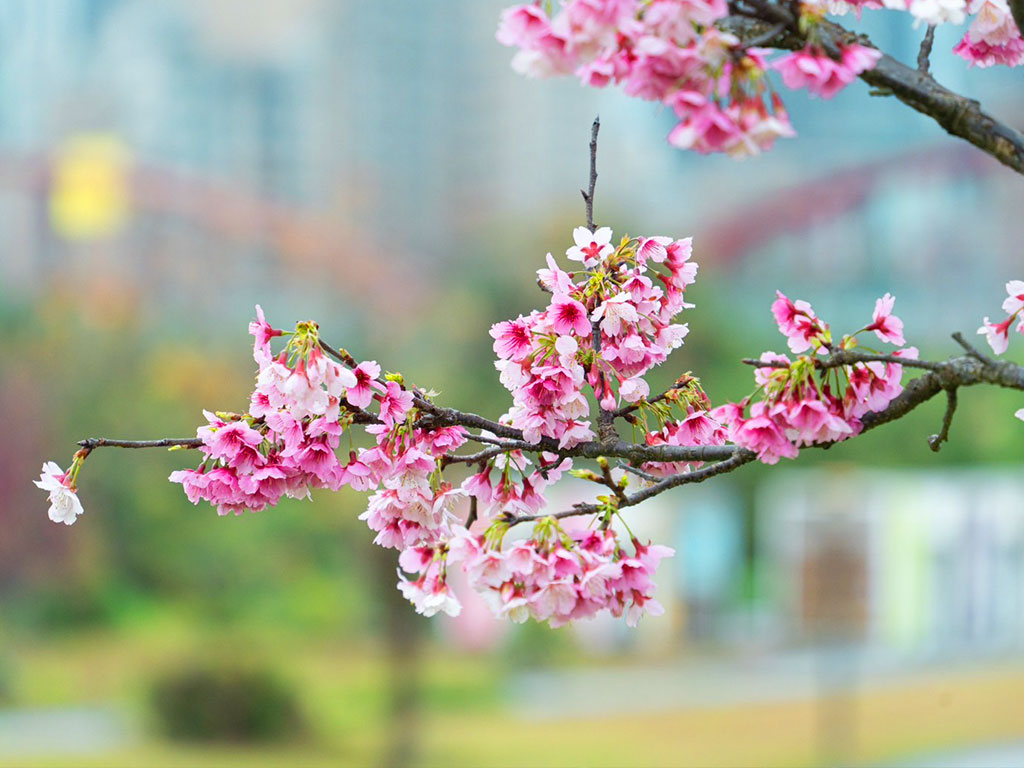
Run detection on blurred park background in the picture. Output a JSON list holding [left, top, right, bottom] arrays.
[[2, 1, 1024, 766]]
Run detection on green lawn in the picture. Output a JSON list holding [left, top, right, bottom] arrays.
[[5, 627, 1024, 767]]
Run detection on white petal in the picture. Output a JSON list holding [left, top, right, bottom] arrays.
[[572, 226, 593, 247]]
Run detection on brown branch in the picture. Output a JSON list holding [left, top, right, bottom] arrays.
[[721, 14, 1024, 175], [927, 386, 957, 452], [917, 25, 936, 74], [318, 338, 358, 369], [743, 20, 787, 48], [742, 349, 945, 372], [612, 388, 675, 418], [78, 437, 202, 451], [502, 451, 756, 526], [952, 330, 996, 367], [581, 116, 600, 231], [76, 331, 1024, 532]]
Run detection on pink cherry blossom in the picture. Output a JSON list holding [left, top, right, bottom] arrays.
[[1002, 280, 1024, 315], [771, 44, 879, 99], [865, 293, 906, 345], [490, 317, 533, 360], [378, 381, 414, 427], [347, 360, 384, 409], [550, 294, 592, 337], [592, 292, 640, 336], [249, 305, 283, 364], [979, 315, 1013, 354]]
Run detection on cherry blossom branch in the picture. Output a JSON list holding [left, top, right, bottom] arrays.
[[741, 350, 945, 372], [318, 339, 358, 369], [856, 348, 1024, 432], [722, 13, 1024, 175], [579, 117, 620, 444], [475, 339, 1024, 528], [70, 340, 1024, 508]]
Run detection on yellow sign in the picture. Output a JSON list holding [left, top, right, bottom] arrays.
[[49, 134, 132, 240]]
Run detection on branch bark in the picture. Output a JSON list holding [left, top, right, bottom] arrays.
[[75, 342, 1024, 528], [723, 13, 1024, 176]]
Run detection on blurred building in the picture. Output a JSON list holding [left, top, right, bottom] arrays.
[[759, 469, 1024, 658], [0, 1, 1020, 335]]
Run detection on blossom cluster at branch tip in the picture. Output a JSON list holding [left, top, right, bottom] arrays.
[[497, 0, 1020, 157], [167, 306, 479, 557], [709, 291, 916, 464], [492, 226, 695, 453]]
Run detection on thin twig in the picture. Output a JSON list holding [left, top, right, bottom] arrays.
[[441, 444, 525, 467], [581, 116, 600, 231], [917, 25, 935, 74], [318, 339, 357, 369], [744, 21, 787, 48], [503, 451, 756, 525], [618, 461, 661, 483], [77, 437, 203, 455], [612, 388, 674, 418], [741, 350, 944, 372], [952, 331, 996, 367], [599, 459, 627, 503], [928, 387, 958, 452]]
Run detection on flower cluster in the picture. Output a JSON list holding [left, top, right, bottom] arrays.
[[166, 307, 473, 550], [496, 2, 888, 157], [169, 311, 367, 515], [978, 279, 1024, 354], [397, 543, 463, 618], [711, 292, 916, 463], [497, 0, 1021, 156], [357, 422, 469, 550], [463, 448, 573, 521], [445, 519, 674, 627], [643, 402, 729, 477], [491, 226, 695, 450], [496, 1, 798, 157], [771, 44, 881, 99], [954, 0, 1024, 66]]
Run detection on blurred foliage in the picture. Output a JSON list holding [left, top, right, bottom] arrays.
[[150, 661, 306, 743]]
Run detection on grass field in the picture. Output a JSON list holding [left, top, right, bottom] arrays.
[[4, 627, 1024, 767]]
